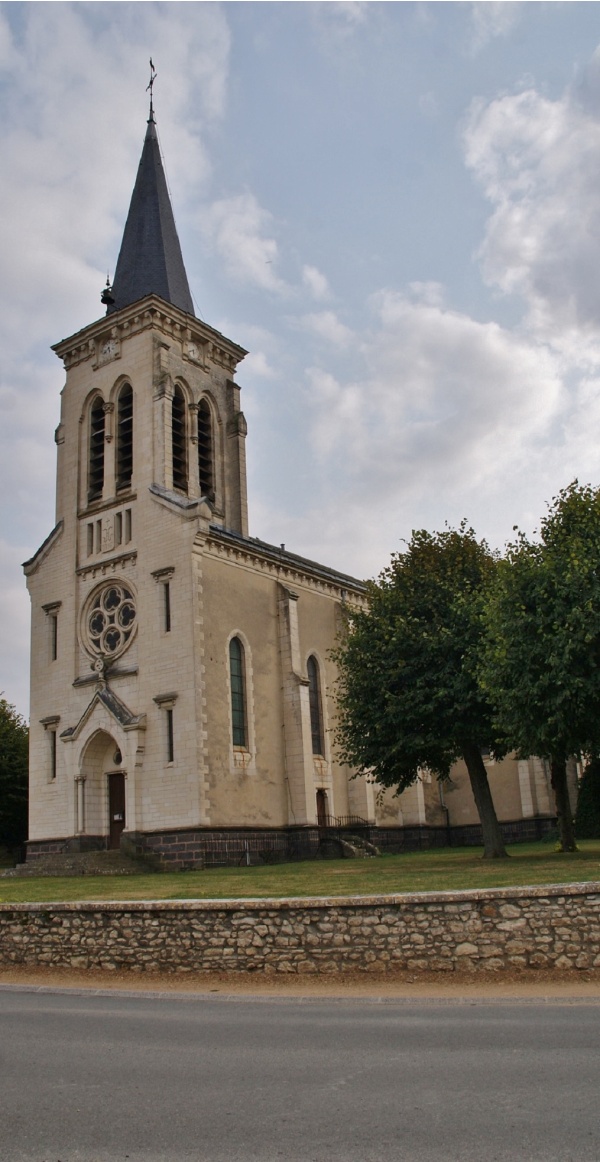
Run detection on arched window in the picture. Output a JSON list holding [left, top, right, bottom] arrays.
[[172, 386, 187, 492], [307, 655, 324, 756], [197, 399, 214, 501], [229, 637, 247, 748], [116, 384, 133, 491], [88, 396, 105, 503]]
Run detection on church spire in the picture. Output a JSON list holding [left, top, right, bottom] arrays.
[[106, 68, 194, 317]]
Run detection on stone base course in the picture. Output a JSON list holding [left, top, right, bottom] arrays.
[[25, 816, 557, 869], [1, 882, 599, 975]]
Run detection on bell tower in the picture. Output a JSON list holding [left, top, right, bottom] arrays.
[[24, 101, 249, 854], [24, 80, 369, 870]]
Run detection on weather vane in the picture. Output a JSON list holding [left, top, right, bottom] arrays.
[[147, 58, 157, 120]]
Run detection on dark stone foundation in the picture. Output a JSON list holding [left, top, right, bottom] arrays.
[[26, 816, 557, 869], [26, 835, 108, 859]]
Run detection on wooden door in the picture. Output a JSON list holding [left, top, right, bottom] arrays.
[[316, 788, 328, 829], [108, 772, 126, 849]]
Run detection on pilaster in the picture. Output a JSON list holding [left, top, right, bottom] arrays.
[[278, 584, 315, 825]]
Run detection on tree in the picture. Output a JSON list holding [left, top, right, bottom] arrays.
[[575, 758, 600, 839], [0, 697, 28, 854], [481, 482, 600, 853], [334, 525, 508, 859]]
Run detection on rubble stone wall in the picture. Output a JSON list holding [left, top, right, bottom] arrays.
[[1, 882, 599, 975]]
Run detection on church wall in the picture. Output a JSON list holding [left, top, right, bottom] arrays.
[[199, 548, 287, 828], [295, 585, 350, 820], [27, 525, 73, 842], [372, 752, 555, 837], [129, 503, 200, 833]]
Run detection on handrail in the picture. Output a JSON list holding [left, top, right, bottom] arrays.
[[317, 814, 369, 831]]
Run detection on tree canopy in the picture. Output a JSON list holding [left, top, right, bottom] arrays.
[[480, 482, 600, 851], [0, 697, 28, 854], [334, 524, 507, 858]]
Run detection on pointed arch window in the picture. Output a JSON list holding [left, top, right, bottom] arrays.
[[307, 655, 324, 756], [116, 384, 133, 491], [88, 396, 105, 503], [172, 386, 188, 492], [229, 637, 247, 748], [198, 398, 215, 501]]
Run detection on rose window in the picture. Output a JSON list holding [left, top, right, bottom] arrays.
[[83, 582, 136, 659]]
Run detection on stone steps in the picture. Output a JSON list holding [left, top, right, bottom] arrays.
[[12, 850, 151, 877]]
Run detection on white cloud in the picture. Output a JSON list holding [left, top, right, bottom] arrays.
[[312, 291, 560, 476], [408, 281, 445, 307], [312, 1, 369, 41], [302, 264, 331, 301], [467, 1, 523, 54], [202, 192, 286, 293], [464, 76, 600, 360], [299, 311, 354, 347], [242, 351, 277, 380]]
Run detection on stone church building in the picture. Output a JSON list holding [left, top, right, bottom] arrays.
[[23, 110, 556, 867]]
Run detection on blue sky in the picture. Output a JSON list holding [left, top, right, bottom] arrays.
[[3, 1, 600, 715]]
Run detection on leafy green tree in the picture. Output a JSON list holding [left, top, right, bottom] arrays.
[[481, 483, 600, 852], [575, 758, 600, 839], [0, 697, 28, 853], [334, 525, 508, 859]]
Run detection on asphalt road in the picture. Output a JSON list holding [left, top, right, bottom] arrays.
[[0, 988, 599, 1161]]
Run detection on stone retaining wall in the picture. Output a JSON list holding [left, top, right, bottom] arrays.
[[1, 883, 599, 975]]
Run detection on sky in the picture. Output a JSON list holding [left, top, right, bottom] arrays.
[[3, 0, 600, 716]]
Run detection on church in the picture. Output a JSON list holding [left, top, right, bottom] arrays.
[[23, 106, 557, 867]]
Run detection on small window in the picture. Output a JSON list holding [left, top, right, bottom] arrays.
[[307, 655, 324, 756], [87, 523, 94, 556], [163, 581, 171, 633], [229, 637, 247, 748], [172, 386, 188, 492], [115, 512, 123, 546], [116, 384, 133, 491], [49, 730, 56, 781], [50, 615, 58, 662], [125, 508, 132, 543], [166, 707, 174, 763], [88, 397, 105, 502], [198, 399, 214, 501]]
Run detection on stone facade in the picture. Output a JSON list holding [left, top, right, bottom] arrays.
[[1, 884, 598, 974], [23, 296, 372, 858]]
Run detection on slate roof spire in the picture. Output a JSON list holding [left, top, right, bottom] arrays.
[[106, 86, 195, 317]]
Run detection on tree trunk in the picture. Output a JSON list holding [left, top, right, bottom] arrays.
[[462, 742, 508, 859], [550, 755, 578, 852]]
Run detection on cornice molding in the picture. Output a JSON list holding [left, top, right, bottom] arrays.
[[77, 492, 137, 520], [52, 295, 247, 373], [204, 532, 367, 604], [76, 550, 137, 580]]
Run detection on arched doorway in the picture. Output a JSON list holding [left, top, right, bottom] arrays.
[[79, 730, 126, 849]]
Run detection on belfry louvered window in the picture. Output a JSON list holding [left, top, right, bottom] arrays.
[[197, 399, 215, 501], [307, 655, 324, 756], [229, 637, 247, 748], [116, 384, 133, 491], [171, 386, 188, 492], [88, 397, 105, 503]]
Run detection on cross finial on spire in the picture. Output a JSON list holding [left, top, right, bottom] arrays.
[[147, 58, 157, 122]]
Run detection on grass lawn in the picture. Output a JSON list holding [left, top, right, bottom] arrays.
[[0, 840, 599, 904]]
